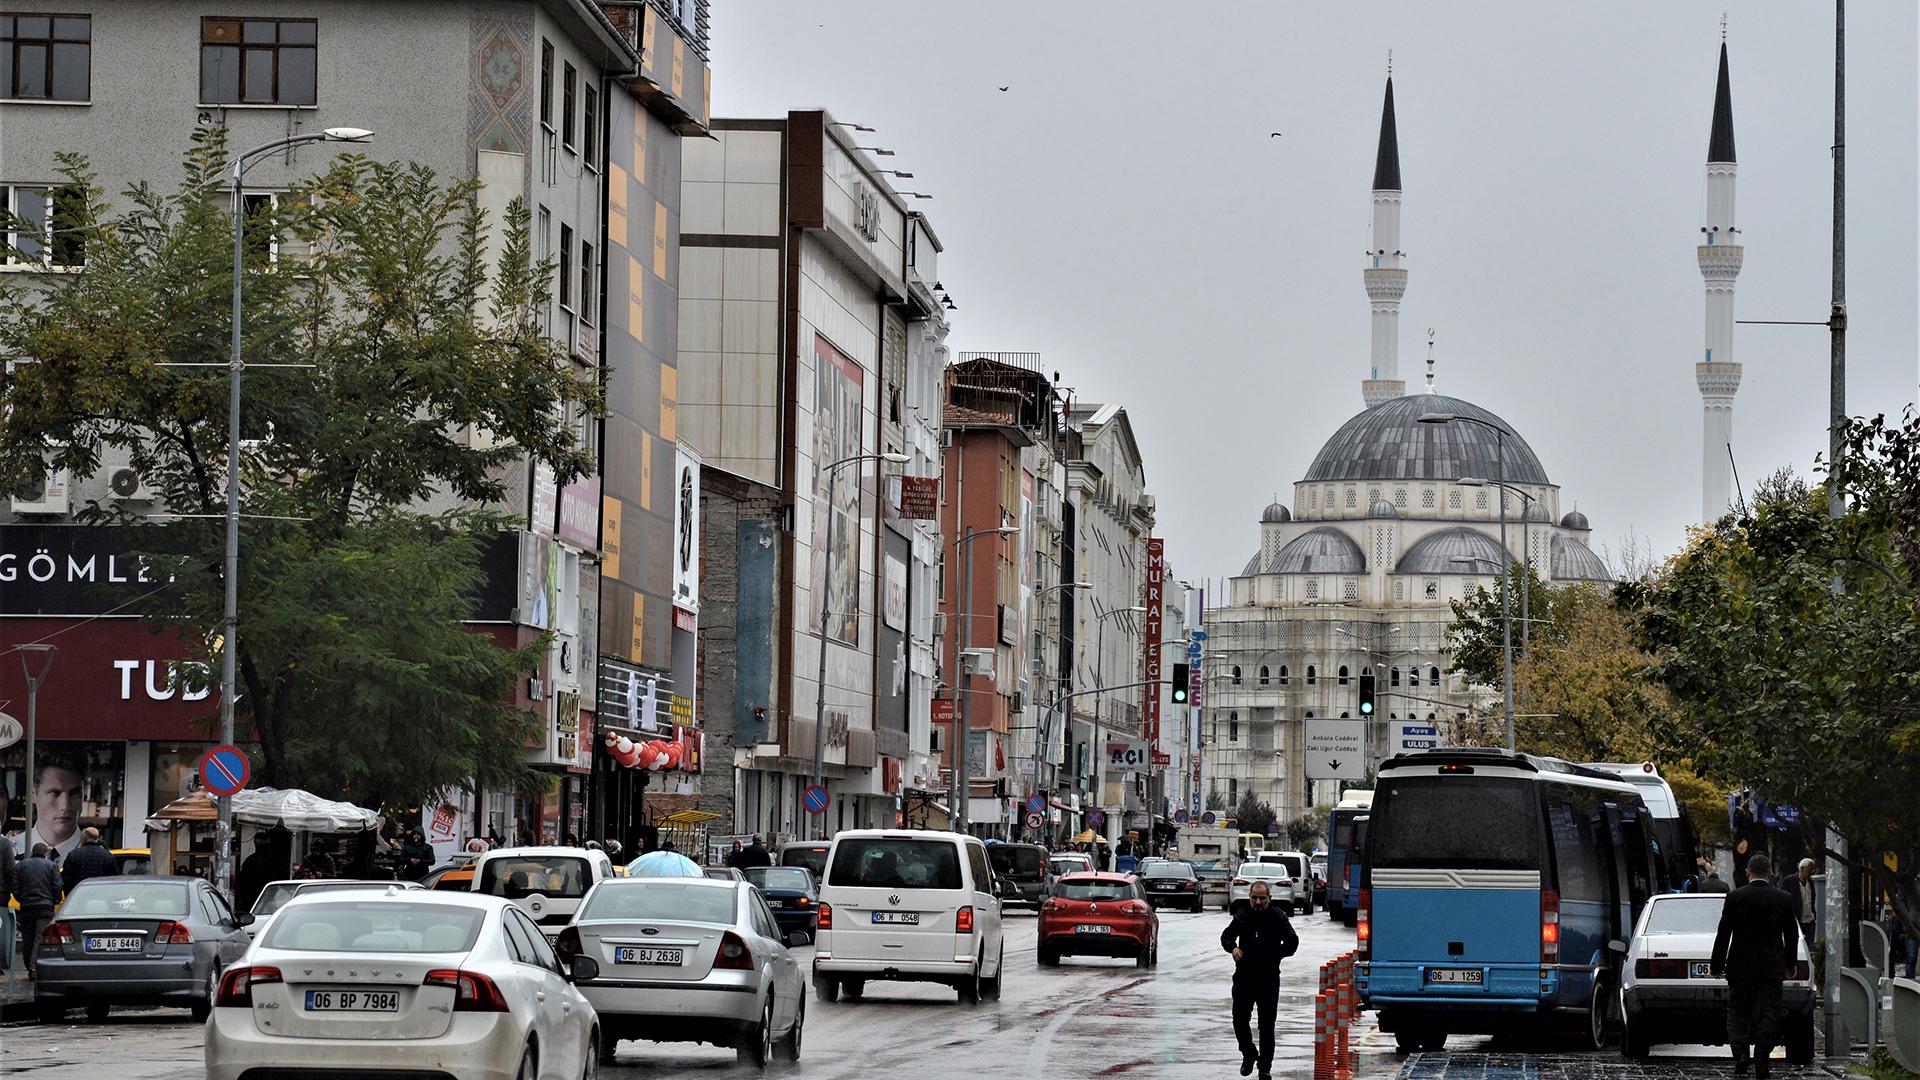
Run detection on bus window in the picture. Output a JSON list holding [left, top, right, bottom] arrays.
[[1370, 777, 1542, 871]]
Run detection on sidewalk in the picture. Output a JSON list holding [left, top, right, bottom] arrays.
[[2, 952, 36, 1021]]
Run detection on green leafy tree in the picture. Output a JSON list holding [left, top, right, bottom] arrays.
[[1233, 792, 1277, 839], [0, 130, 601, 809], [1283, 813, 1320, 853], [1617, 411, 1920, 936]]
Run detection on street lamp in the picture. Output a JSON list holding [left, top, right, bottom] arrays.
[[829, 122, 876, 133], [949, 524, 1018, 836], [809, 451, 910, 839], [1025, 581, 1091, 831], [215, 126, 373, 898], [16, 643, 57, 845], [1458, 477, 1535, 652], [1417, 411, 1517, 754], [1087, 605, 1145, 839], [851, 146, 895, 157]]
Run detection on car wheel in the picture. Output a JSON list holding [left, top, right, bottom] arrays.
[[958, 959, 982, 1005], [580, 1029, 600, 1080], [778, 994, 804, 1061], [843, 978, 865, 999], [1580, 976, 1610, 1051], [737, 996, 772, 1068], [1038, 945, 1059, 967], [813, 973, 840, 1003], [597, 1029, 621, 1065], [514, 1042, 538, 1080], [1620, 1009, 1651, 1060], [86, 1002, 111, 1023], [983, 945, 1004, 1001], [1136, 946, 1150, 969], [1303, 900, 1314, 915], [1785, 1016, 1815, 1064], [1393, 1030, 1426, 1054], [1420, 1032, 1448, 1052]]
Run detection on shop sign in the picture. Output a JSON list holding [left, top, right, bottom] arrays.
[[558, 475, 601, 550], [898, 476, 939, 519]]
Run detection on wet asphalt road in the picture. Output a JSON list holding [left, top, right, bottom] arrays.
[[0, 904, 1849, 1078]]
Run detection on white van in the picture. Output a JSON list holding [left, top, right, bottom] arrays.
[[813, 829, 1006, 1005], [470, 845, 615, 938], [1254, 849, 1314, 914]]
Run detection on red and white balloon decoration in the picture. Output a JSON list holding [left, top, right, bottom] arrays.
[[604, 731, 685, 772]]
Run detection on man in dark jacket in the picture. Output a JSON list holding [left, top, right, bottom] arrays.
[[15, 843, 61, 978], [399, 831, 436, 882], [737, 835, 773, 869], [1712, 853, 1800, 1078], [1220, 880, 1300, 1079], [0, 830, 16, 907], [60, 827, 118, 893]]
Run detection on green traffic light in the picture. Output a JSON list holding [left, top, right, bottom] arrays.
[[1360, 702, 1373, 715]]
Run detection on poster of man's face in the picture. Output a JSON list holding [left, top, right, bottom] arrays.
[[5, 742, 120, 858], [811, 335, 865, 645], [34, 760, 84, 846]]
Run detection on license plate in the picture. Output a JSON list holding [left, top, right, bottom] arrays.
[[1690, 961, 1713, 978], [1075, 924, 1112, 934], [614, 946, 685, 965], [1426, 968, 1484, 985], [84, 935, 144, 953], [871, 912, 919, 925], [305, 990, 400, 1011]]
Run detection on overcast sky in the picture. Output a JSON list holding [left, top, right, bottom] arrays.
[[710, 2, 1918, 588]]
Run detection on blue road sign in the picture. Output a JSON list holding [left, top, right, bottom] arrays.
[[803, 784, 830, 815], [1025, 793, 1047, 814], [200, 744, 250, 797], [1087, 808, 1106, 829]]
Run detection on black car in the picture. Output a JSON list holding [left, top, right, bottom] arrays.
[[777, 840, 831, 881], [742, 865, 819, 941], [986, 843, 1054, 908], [1138, 860, 1204, 912]]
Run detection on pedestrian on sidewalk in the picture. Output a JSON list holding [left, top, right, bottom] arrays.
[[0, 829, 16, 907], [60, 827, 118, 893], [1220, 880, 1300, 1080], [1711, 853, 1798, 1078], [14, 843, 61, 979], [1792, 858, 1817, 947]]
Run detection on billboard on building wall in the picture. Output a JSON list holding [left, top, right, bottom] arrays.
[[672, 448, 701, 614], [810, 335, 865, 646], [1142, 538, 1165, 745]]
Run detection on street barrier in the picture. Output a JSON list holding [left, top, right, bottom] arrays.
[[1837, 965, 1880, 1052], [1888, 977, 1920, 1074], [1314, 949, 1361, 1079], [1861, 921, 1892, 988]]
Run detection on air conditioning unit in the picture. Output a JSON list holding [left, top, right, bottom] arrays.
[[11, 462, 70, 514], [939, 429, 954, 449], [107, 462, 154, 502]]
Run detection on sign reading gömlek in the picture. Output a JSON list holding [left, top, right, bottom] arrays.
[[0, 525, 181, 615]]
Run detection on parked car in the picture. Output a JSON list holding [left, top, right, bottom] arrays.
[[1048, 852, 1094, 882], [704, 866, 745, 881], [1619, 893, 1816, 1062], [471, 845, 616, 938], [556, 875, 806, 1068], [112, 848, 152, 875], [1254, 849, 1314, 914], [778, 841, 832, 882], [248, 879, 425, 939], [205, 891, 599, 1080], [986, 842, 1054, 908], [1310, 854, 1329, 907], [1038, 872, 1159, 968], [742, 866, 820, 941], [35, 876, 255, 1023], [1138, 860, 1204, 912], [813, 829, 1007, 1005], [425, 863, 477, 891], [1229, 863, 1298, 915]]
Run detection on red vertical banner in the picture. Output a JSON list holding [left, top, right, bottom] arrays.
[[1142, 537, 1165, 746]]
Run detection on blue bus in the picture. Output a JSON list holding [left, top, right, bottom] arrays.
[[1356, 749, 1662, 1052], [1325, 790, 1373, 925]]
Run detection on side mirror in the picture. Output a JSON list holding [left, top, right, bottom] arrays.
[[234, 911, 256, 927], [1607, 939, 1627, 954], [786, 930, 812, 948], [569, 955, 600, 983]]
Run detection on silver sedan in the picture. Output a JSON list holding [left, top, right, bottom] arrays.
[[556, 876, 807, 1069]]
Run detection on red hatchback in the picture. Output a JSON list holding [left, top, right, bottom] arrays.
[[1038, 872, 1159, 968]]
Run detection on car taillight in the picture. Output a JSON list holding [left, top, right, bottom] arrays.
[[1186, 880, 1198, 890], [1128, 901, 1152, 915], [1788, 960, 1808, 981], [1540, 890, 1560, 963], [1356, 889, 1371, 960], [155, 921, 194, 944], [41, 921, 73, 946], [956, 905, 975, 933], [216, 965, 282, 1008], [1041, 898, 1063, 912], [816, 902, 833, 929], [552, 925, 581, 965], [1232, 879, 1249, 887], [424, 969, 510, 1012], [714, 931, 755, 970]]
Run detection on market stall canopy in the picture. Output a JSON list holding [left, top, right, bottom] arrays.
[[654, 809, 722, 828], [145, 787, 380, 833]]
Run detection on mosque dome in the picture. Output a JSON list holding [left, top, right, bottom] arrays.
[[1303, 394, 1551, 486], [1523, 501, 1552, 523], [1551, 535, 1613, 582], [1396, 527, 1512, 575], [1261, 502, 1292, 524], [1560, 510, 1591, 531], [1368, 499, 1398, 518], [1269, 528, 1366, 574]]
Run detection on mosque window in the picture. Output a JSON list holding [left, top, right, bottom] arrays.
[[1310, 489, 1317, 510], [1476, 490, 1488, 510], [1259, 665, 1270, 686], [1278, 665, 1289, 685], [1344, 579, 1358, 600], [1390, 667, 1400, 686], [1424, 580, 1438, 600], [1423, 489, 1437, 509], [1394, 489, 1407, 508], [1306, 665, 1317, 686], [1409, 667, 1421, 687], [1429, 665, 1442, 685], [1325, 486, 1335, 507], [1232, 665, 1242, 686], [1344, 489, 1356, 510], [1368, 488, 1381, 505], [1306, 580, 1319, 599], [1449, 490, 1462, 510], [1338, 665, 1350, 686], [1229, 713, 1239, 742], [1394, 579, 1405, 601]]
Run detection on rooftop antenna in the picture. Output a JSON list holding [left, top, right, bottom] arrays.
[[1386, 49, 1393, 78], [1424, 328, 1437, 393]]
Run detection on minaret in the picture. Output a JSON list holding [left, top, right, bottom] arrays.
[[1362, 74, 1408, 408], [1697, 41, 1743, 520]]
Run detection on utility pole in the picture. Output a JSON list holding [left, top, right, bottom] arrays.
[[1822, 0, 1849, 1055]]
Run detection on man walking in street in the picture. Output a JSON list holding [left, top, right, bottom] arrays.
[[60, 827, 118, 893], [1711, 853, 1799, 1078], [15, 843, 61, 979], [1220, 880, 1300, 1080], [737, 835, 773, 869]]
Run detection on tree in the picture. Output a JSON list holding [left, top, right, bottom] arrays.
[[0, 131, 601, 809], [1283, 813, 1321, 853], [1617, 411, 1920, 937], [1233, 792, 1276, 839]]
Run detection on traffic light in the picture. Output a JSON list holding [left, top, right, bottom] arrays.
[[1358, 670, 1376, 715], [1170, 663, 1190, 704]]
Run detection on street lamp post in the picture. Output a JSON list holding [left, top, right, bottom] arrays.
[[214, 127, 373, 899], [949, 525, 1017, 836], [1090, 605, 1145, 840], [17, 644, 58, 845], [808, 451, 908, 839], [1029, 582, 1091, 836], [1418, 411, 1516, 751]]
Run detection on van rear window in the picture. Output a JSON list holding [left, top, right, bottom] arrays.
[[828, 838, 962, 890], [479, 857, 591, 899], [987, 845, 1045, 875], [1370, 776, 1543, 870]]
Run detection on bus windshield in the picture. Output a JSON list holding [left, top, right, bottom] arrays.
[[1370, 776, 1543, 871]]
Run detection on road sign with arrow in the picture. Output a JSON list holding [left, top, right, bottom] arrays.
[[1304, 719, 1364, 780]]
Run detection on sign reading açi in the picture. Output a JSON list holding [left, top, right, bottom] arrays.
[[1142, 537, 1164, 747]]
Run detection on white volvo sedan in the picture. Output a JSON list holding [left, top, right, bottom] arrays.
[[206, 890, 601, 1080]]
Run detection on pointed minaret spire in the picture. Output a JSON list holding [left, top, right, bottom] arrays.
[[1424, 329, 1437, 393], [1697, 36, 1744, 521], [1362, 71, 1408, 407]]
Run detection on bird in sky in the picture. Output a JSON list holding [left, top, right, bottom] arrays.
[[998, 85, 1010, 92], [1269, 132, 1283, 138]]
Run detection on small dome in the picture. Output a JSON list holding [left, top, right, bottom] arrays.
[[1270, 528, 1366, 574], [1551, 535, 1613, 582], [1368, 499, 1398, 518], [1560, 510, 1591, 531], [1523, 501, 1552, 523], [1396, 527, 1511, 575], [1261, 502, 1292, 523]]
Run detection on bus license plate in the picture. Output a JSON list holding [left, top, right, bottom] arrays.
[[614, 947, 685, 965], [306, 990, 399, 1011], [1426, 968, 1484, 985], [871, 912, 919, 925], [84, 935, 144, 953]]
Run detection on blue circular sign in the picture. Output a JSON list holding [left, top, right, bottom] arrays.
[[1174, 809, 1189, 823], [803, 784, 830, 815], [1087, 808, 1106, 829], [1201, 811, 1217, 826], [1025, 793, 1047, 814], [200, 744, 251, 797]]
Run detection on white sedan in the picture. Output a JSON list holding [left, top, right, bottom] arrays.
[[1618, 892, 1816, 1062], [1228, 863, 1297, 913], [207, 890, 600, 1080]]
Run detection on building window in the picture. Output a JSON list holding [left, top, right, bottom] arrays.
[[583, 83, 598, 168], [1324, 486, 1335, 507], [1424, 580, 1438, 600], [1278, 665, 1289, 685], [1231, 665, 1242, 686], [1305, 579, 1319, 599], [3, 14, 90, 101], [2, 184, 86, 266], [558, 223, 573, 311], [1390, 667, 1400, 686], [539, 39, 554, 128], [1229, 713, 1239, 742], [201, 18, 317, 106], [1422, 489, 1436, 509], [1344, 489, 1356, 509], [1341, 712, 1350, 719], [1476, 490, 1488, 510], [1343, 579, 1358, 600], [1394, 489, 1407, 508], [1394, 579, 1405, 601], [1306, 665, 1317, 686], [1309, 489, 1317, 510], [1449, 489, 1462, 510], [1229, 779, 1238, 805], [578, 239, 594, 325], [561, 61, 577, 151], [1368, 488, 1381, 506], [1338, 665, 1350, 686], [1429, 665, 1442, 686], [1408, 667, 1420, 688], [1258, 666, 1269, 686]]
